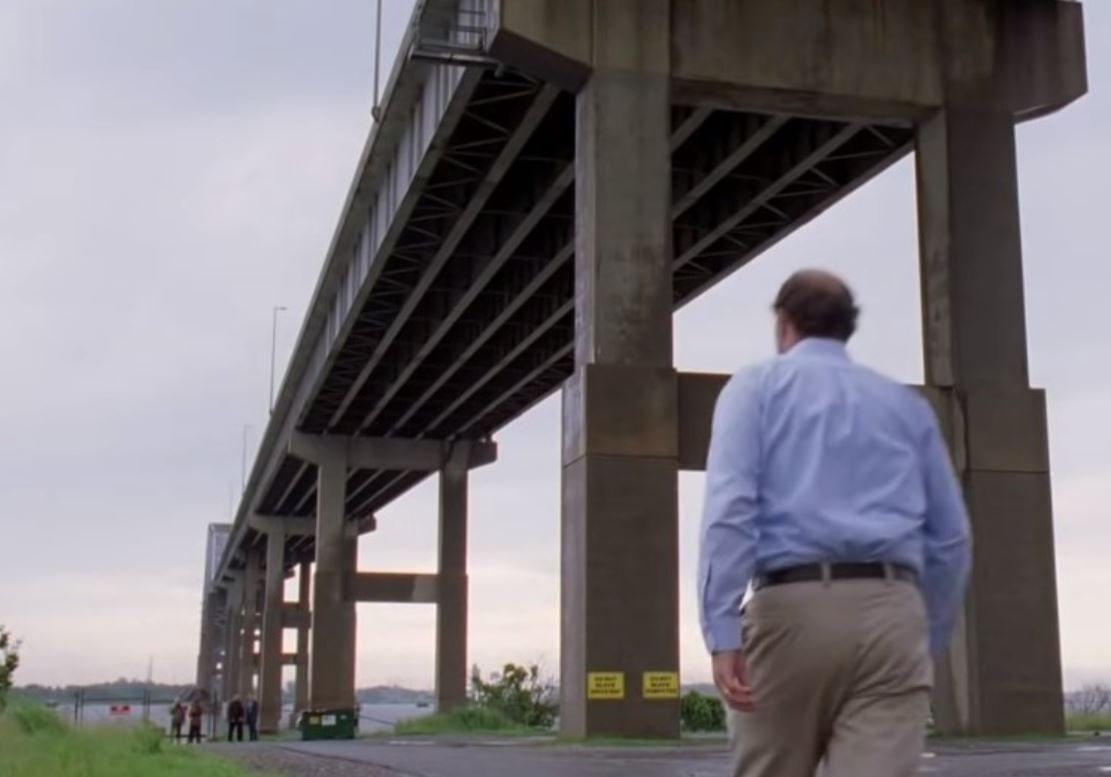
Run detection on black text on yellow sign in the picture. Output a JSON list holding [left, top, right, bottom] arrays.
[[642, 671, 680, 699], [587, 672, 625, 700]]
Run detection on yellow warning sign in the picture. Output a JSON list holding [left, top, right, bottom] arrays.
[[643, 671, 680, 699], [587, 672, 625, 700]]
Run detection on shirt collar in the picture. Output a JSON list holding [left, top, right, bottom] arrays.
[[785, 337, 851, 361]]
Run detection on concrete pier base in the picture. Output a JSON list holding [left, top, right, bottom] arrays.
[[560, 0, 680, 740], [237, 549, 261, 700], [436, 449, 469, 712], [916, 107, 1064, 736], [221, 578, 242, 706], [309, 443, 358, 711], [294, 561, 311, 720], [259, 530, 286, 732]]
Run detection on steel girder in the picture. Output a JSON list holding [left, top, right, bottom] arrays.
[[261, 86, 913, 524]]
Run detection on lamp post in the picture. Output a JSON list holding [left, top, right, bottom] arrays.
[[269, 306, 287, 413]]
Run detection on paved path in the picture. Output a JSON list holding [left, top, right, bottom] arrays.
[[253, 737, 1111, 777]]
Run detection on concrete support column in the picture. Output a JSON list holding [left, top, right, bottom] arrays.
[[258, 531, 286, 732], [561, 0, 679, 739], [195, 590, 217, 693], [916, 107, 1064, 736], [294, 561, 311, 717], [435, 450, 469, 712], [222, 584, 242, 706], [238, 549, 261, 700], [309, 446, 358, 711]]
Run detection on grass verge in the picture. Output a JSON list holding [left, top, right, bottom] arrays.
[[391, 706, 536, 736], [1068, 713, 1111, 733], [0, 702, 269, 777]]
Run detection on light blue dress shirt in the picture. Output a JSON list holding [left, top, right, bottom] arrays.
[[698, 338, 971, 655]]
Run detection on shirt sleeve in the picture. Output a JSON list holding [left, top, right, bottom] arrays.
[[918, 406, 973, 654], [698, 368, 762, 654]]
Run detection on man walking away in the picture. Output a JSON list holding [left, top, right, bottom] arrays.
[[226, 695, 245, 742], [187, 700, 204, 744], [698, 270, 971, 777], [245, 696, 260, 741]]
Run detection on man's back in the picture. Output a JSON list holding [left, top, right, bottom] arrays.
[[742, 338, 935, 575], [698, 271, 971, 777]]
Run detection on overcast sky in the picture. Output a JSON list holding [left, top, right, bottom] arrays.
[[2, 2, 1107, 692]]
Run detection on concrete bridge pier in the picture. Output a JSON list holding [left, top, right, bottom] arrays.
[[915, 106, 1064, 736], [294, 561, 311, 720], [258, 527, 287, 733], [194, 587, 221, 697], [436, 446, 470, 712], [560, 0, 681, 740], [251, 516, 315, 732], [288, 434, 497, 714], [237, 548, 261, 701], [308, 441, 359, 713], [221, 575, 243, 707]]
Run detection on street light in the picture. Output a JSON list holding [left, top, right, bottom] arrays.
[[269, 306, 288, 413]]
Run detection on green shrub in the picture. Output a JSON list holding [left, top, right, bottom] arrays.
[[0, 625, 19, 713], [470, 663, 557, 729], [132, 722, 164, 754], [11, 702, 65, 735], [680, 691, 726, 732]]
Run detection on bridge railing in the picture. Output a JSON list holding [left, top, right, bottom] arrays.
[[210, 0, 483, 588], [411, 0, 495, 66]]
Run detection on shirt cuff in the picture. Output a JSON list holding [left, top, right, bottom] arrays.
[[704, 615, 743, 653]]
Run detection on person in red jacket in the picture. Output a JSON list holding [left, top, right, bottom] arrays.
[[187, 701, 204, 744]]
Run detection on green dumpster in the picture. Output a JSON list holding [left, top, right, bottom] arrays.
[[299, 708, 358, 740]]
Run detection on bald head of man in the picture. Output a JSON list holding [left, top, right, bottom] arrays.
[[772, 269, 859, 354]]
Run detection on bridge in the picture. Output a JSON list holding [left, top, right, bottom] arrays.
[[194, 0, 1088, 739]]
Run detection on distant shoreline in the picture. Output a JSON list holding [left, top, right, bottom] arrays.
[[14, 681, 434, 705]]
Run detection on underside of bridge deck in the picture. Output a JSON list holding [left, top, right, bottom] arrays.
[[243, 69, 912, 566]]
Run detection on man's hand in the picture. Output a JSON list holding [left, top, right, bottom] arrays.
[[712, 649, 754, 712]]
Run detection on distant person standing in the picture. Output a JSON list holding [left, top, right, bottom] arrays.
[[226, 696, 245, 742], [187, 700, 204, 744], [698, 270, 971, 777], [169, 701, 185, 742], [245, 696, 260, 741]]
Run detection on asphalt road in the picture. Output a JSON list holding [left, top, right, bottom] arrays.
[[253, 737, 1111, 777]]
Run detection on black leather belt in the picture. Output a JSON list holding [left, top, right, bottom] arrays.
[[753, 562, 917, 591]]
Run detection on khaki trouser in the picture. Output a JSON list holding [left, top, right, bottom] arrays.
[[729, 578, 932, 777]]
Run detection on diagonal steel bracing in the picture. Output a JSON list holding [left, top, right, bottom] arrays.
[[349, 107, 575, 435], [671, 112, 789, 218], [322, 83, 561, 434], [265, 106, 912, 527]]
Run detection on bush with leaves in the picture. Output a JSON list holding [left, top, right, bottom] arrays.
[[680, 690, 726, 732], [469, 663, 558, 729], [0, 625, 19, 713]]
